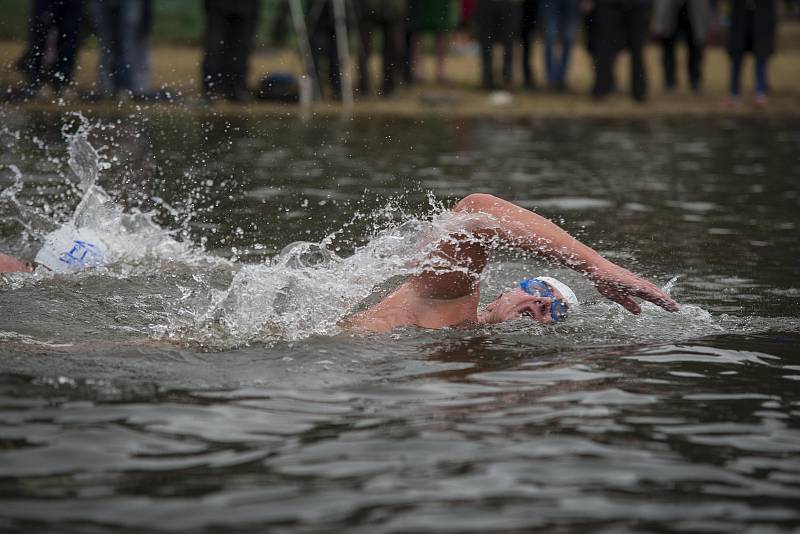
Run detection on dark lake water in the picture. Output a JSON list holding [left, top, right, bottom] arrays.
[[0, 110, 799, 532]]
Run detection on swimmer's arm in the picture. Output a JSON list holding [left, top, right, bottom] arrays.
[[451, 194, 680, 314], [0, 252, 34, 273]]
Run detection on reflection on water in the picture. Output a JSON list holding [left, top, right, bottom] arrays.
[[0, 111, 799, 532]]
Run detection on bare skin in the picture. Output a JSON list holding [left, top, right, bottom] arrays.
[[0, 252, 33, 273], [2, 194, 680, 333], [344, 193, 680, 332]]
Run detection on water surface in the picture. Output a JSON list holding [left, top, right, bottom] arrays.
[[0, 111, 798, 532]]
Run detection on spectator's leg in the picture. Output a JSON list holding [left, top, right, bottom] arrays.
[[754, 56, 768, 96], [687, 37, 702, 91], [661, 36, 676, 90], [382, 19, 404, 95], [50, 0, 84, 92], [403, 28, 414, 84], [116, 0, 144, 93], [501, 1, 519, 87], [131, 0, 153, 95], [627, 2, 648, 101], [539, 0, 557, 86], [202, 0, 226, 98], [356, 11, 372, 96], [329, 28, 342, 100], [21, 0, 51, 87], [433, 32, 448, 84], [92, 0, 117, 95], [678, 2, 699, 90], [227, 0, 259, 99], [729, 54, 743, 98], [591, 2, 618, 98], [309, 22, 327, 99], [520, 0, 536, 87], [557, 0, 580, 89], [477, 0, 495, 89]]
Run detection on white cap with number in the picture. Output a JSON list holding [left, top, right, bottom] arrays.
[[34, 226, 107, 273]]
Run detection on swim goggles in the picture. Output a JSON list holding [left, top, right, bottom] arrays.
[[519, 278, 570, 322]]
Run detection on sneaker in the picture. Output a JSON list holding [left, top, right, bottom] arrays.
[[754, 92, 768, 108], [724, 94, 741, 108]]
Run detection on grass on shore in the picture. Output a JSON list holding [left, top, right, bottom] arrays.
[[1, 27, 799, 118]]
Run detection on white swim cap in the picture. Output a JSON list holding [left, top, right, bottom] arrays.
[[537, 276, 579, 308], [34, 226, 107, 273]]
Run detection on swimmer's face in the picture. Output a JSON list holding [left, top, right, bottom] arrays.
[[483, 286, 566, 325]]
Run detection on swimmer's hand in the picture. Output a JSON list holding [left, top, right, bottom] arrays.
[[587, 260, 680, 314]]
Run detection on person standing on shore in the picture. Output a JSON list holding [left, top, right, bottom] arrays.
[[590, 0, 652, 102], [520, 0, 539, 88], [202, 0, 261, 103], [408, 0, 457, 84], [13, 0, 85, 100], [539, 0, 581, 91], [92, 0, 153, 100], [475, 0, 523, 89], [354, 0, 406, 97], [651, 0, 713, 92], [726, 0, 777, 108]]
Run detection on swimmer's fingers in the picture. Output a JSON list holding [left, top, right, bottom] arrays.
[[597, 284, 641, 314], [631, 282, 680, 312], [591, 264, 680, 314]]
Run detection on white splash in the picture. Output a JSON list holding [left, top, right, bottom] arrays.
[[53, 114, 212, 269]]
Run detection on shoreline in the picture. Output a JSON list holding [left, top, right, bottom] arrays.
[[2, 33, 799, 119]]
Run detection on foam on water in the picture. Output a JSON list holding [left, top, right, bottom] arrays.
[[2, 114, 217, 274], [0, 115, 775, 349]]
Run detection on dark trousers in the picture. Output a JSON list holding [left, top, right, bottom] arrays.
[[592, 1, 649, 101], [356, 13, 403, 96], [310, 25, 341, 100], [521, 0, 537, 86], [476, 0, 521, 89], [661, 1, 703, 90], [93, 0, 151, 94], [202, 0, 260, 98], [730, 55, 768, 95], [23, 0, 84, 90]]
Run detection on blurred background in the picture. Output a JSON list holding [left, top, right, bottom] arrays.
[[0, 0, 797, 114]]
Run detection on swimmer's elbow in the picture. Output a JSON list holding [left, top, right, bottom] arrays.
[[453, 193, 503, 214]]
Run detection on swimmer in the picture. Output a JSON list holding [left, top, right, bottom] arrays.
[[1, 194, 679, 331], [0, 225, 106, 274], [343, 194, 679, 331]]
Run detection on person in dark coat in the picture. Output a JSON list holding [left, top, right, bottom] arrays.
[[15, 0, 84, 97], [354, 0, 405, 97], [202, 0, 261, 102], [591, 0, 651, 102], [306, 0, 344, 100], [476, 0, 523, 89], [727, 0, 777, 107], [93, 0, 153, 99], [520, 0, 538, 88], [651, 0, 713, 91]]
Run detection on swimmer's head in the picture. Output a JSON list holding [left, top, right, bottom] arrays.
[[34, 226, 106, 273], [482, 276, 577, 325]]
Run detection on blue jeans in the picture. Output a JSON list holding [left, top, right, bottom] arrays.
[[93, 0, 151, 94], [538, 0, 580, 86], [730, 55, 768, 96]]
